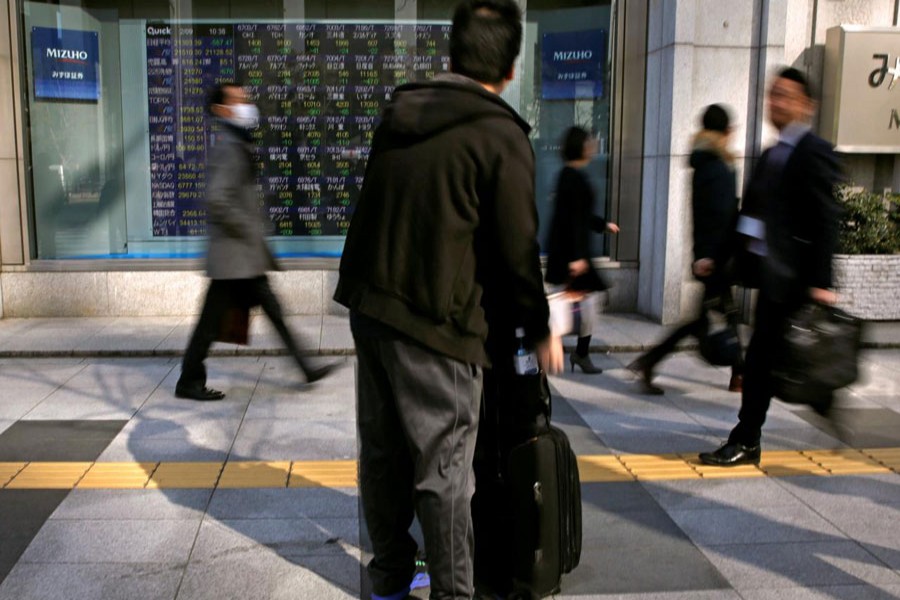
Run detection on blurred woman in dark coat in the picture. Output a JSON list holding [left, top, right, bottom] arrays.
[[628, 104, 744, 394], [545, 126, 619, 374]]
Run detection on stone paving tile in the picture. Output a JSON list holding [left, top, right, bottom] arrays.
[[739, 585, 900, 600], [190, 518, 360, 561], [0, 363, 88, 419], [773, 474, 900, 512], [238, 315, 323, 354], [154, 322, 195, 354], [77, 317, 184, 354], [50, 489, 212, 520], [579, 404, 709, 433], [0, 563, 183, 600], [23, 362, 174, 420], [758, 427, 848, 451], [96, 439, 229, 463], [581, 481, 663, 513], [0, 398, 48, 422], [800, 503, 900, 569], [668, 505, 848, 546], [642, 477, 807, 511], [18, 520, 200, 564], [320, 315, 353, 354], [565, 507, 730, 595], [176, 552, 359, 600], [849, 362, 900, 398], [246, 361, 354, 421], [595, 430, 722, 455], [699, 541, 900, 590], [230, 419, 357, 461], [207, 488, 358, 520]]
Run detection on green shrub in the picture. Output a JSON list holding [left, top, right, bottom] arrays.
[[837, 186, 900, 255]]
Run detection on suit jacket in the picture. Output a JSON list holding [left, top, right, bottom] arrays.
[[204, 120, 277, 280], [740, 131, 842, 305]]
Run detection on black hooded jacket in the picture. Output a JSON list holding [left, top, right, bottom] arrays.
[[334, 76, 549, 367]]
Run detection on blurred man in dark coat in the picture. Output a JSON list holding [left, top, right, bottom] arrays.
[[176, 83, 333, 401], [700, 68, 842, 466]]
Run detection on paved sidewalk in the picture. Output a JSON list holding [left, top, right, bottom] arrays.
[[1, 312, 899, 358], [0, 314, 899, 599]]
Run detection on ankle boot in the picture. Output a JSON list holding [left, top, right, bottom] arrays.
[[570, 352, 603, 374]]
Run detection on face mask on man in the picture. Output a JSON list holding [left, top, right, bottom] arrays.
[[226, 102, 259, 129]]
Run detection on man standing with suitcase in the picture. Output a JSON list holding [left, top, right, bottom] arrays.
[[334, 2, 562, 598]]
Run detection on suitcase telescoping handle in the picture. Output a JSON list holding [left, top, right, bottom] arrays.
[[533, 481, 544, 564]]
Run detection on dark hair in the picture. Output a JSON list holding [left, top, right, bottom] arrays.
[[561, 126, 591, 161], [701, 104, 731, 133], [205, 82, 242, 115], [777, 67, 813, 99], [450, 0, 523, 84]]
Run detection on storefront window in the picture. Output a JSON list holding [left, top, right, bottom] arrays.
[[19, 0, 612, 260]]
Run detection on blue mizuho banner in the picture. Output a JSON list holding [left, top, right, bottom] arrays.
[[541, 29, 606, 100], [31, 27, 100, 101]]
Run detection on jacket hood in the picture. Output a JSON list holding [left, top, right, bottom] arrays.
[[380, 74, 530, 138], [689, 130, 734, 168]]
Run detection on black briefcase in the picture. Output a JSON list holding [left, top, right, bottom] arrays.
[[772, 303, 863, 405]]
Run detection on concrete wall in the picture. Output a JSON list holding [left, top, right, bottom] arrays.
[[0, 264, 638, 318], [0, 270, 337, 318]]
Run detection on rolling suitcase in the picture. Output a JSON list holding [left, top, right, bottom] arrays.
[[473, 371, 582, 599], [507, 423, 582, 597]]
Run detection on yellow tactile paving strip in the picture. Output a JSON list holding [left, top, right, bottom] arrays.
[[0, 448, 897, 490]]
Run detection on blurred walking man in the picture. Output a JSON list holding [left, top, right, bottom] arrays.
[[700, 68, 841, 466], [176, 83, 333, 401], [334, 1, 561, 598]]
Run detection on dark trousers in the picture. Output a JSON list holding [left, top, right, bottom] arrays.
[[178, 276, 313, 388], [727, 294, 789, 445], [352, 313, 482, 600], [642, 285, 744, 373]]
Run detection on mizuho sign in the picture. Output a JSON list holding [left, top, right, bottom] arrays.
[[821, 26, 900, 153]]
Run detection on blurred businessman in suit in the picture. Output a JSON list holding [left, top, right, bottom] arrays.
[[700, 67, 842, 466]]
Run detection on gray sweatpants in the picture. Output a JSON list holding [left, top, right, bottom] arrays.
[[352, 315, 482, 600]]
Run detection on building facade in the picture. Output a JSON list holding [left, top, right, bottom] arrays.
[[0, 0, 897, 322]]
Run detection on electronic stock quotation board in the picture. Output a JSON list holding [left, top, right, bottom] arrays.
[[146, 22, 450, 238]]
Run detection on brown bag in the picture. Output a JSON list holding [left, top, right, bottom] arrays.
[[216, 305, 250, 345]]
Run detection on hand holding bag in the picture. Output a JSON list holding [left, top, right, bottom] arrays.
[[772, 303, 863, 405], [548, 290, 599, 338]]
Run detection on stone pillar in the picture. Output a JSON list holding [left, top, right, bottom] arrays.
[[639, 0, 787, 323], [1, 0, 26, 271]]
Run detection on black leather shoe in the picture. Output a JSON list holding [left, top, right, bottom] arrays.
[[699, 442, 761, 466], [306, 363, 337, 384], [175, 385, 225, 401]]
